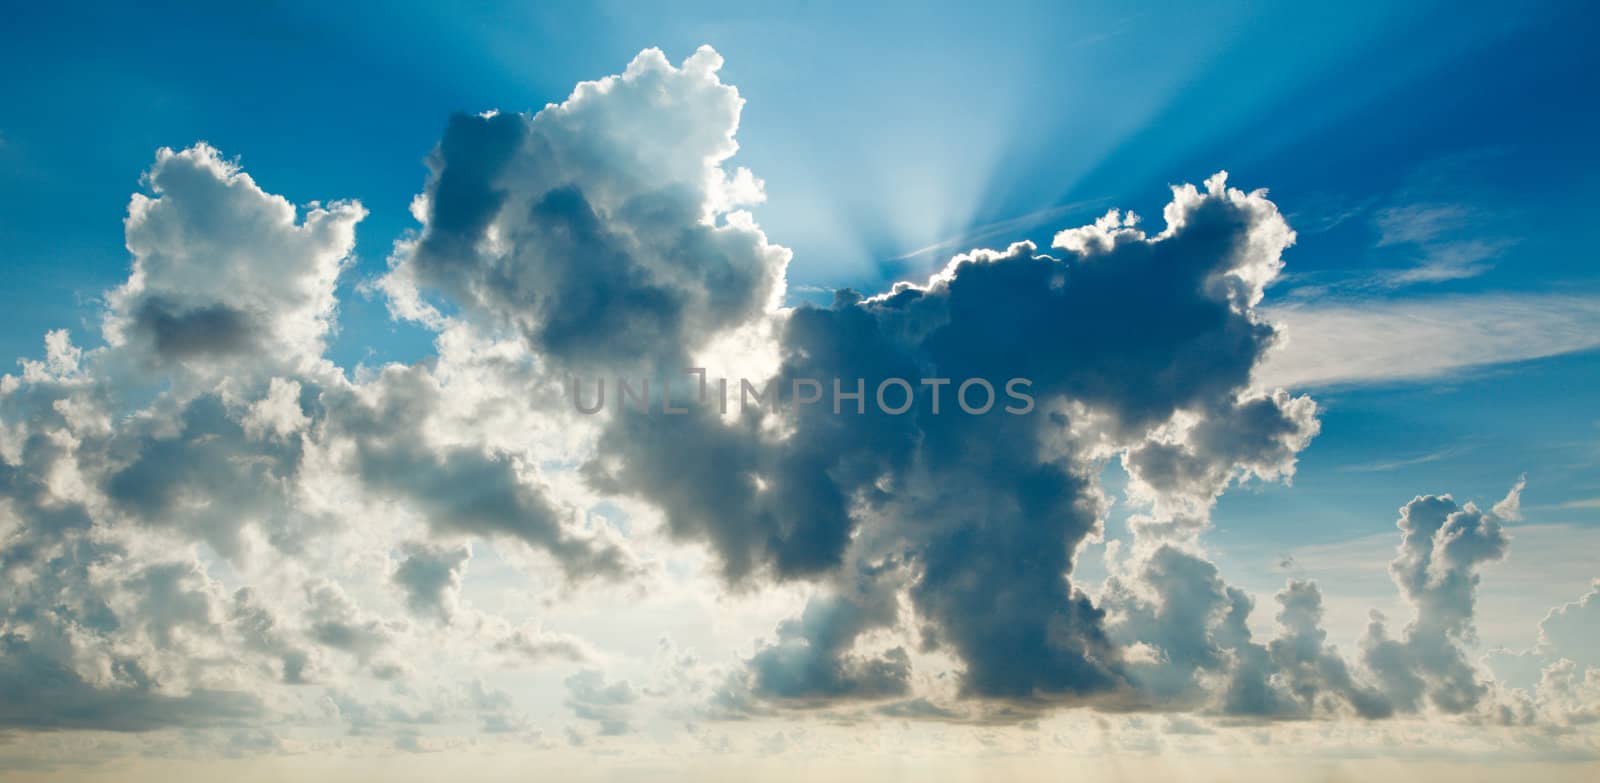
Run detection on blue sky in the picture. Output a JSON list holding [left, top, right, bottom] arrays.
[[2, 1, 1600, 778]]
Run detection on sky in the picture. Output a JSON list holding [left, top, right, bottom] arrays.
[[1, 1, 1599, 780]]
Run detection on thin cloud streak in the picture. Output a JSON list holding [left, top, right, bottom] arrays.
[[886, 199, 1105, 262], [1530, 498, 1600, 511], [1255, 293, 1600, 390], [1337, 445, 1472, 473]]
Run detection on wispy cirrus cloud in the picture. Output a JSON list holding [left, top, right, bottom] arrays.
[[1374, 202, 1471, 247], [1530, 497, 1600, 512], [1336, 445, 1473, 473], [1256, 293, 1600, 389], [885, 198, 1106, 263]]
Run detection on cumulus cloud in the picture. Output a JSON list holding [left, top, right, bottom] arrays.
[[1122, 389, 1319, 533], [1536, 581, 1600, 670], [741, 561, 911, 704], [305, 579, 397, 666], [492, 624, 592, 666], [564, 669, 637, 736], [230, 587, 316, 685], [381, 46, 787, 371], [1360, 493, 1510, 714], [1266, 580, 1392, 719], [1488, 579, 1600, 719], [392, 541, 472, 623], [0, 337, 270, 732], [0, 138, 611, 743], [623, 173, 1313, 707], [0, 546, 267, 733], [1100, 548, 1390, 721], [105, 143, 364, 374], [0, 45, 1593, 767], [1105, 485, 1532, 723], [318, 363, 631, 579], [1102, 544, 1271, 712]]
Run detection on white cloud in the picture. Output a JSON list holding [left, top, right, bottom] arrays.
[[1375, 203, 1470, 247], [1256, 294, 1600, 389], [104, 143, 364, 376]]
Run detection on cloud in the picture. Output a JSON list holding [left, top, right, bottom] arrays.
[[1336, 446, 1470, 473], [1375, 203, 1471, 247], [0, 45, 1595, 767], [305, 579, 396, 665], [492, 625, 592, 666], [320, 363, 631, 580], [629, 173, 1311, 707], [1103, 544, 1278, 712], [1490, 580, 1600, 698], [1256, 294, 1600, 389], [392, 541, 472, 623], [1267, 580, 1393, 718], [1359, 493, 1510, 714], [742, 561, 911, 703], [0, 642, 263, 733], [1122, 389, 1318, 530], [381, 46, 787, 371], [0, 139, 620, 747], [1539, 497, 1600, 511], [1537, 581, 1600, 670], [105, 143, 364, 374], [1102, 544, 1394, 721], [1360, 198, 1514, 287], [564, 669, 636, 736], [0, 550, 269, 733], [230, 588, 316, 685], [103, 392, 309, 559], [1105, 481, 1545, 723]]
